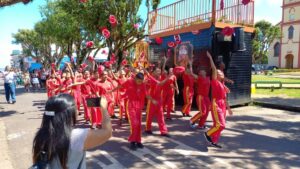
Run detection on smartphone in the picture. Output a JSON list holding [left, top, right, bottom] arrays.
[[86, 97, 101, 107]]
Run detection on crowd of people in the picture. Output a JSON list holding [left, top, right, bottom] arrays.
[[43, 51, 232, 150], [30, 51, 233, 168]]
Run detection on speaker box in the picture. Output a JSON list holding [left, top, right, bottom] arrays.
[[233, 27, 246, 51]]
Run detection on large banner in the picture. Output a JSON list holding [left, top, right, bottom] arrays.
[[174, 42, 193, 68]]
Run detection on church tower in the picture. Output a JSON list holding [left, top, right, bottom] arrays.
[[280, 0, 300, 68]]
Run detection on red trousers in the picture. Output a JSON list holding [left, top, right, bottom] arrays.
[[118, 98, 127, 120], [182, 86, 194, 115], [127, 101, 142, 143], [90, 107, 101, 125], [72, 90, 81, 112], [145, 100, 168, 134], [163, 90, 175, 118], [207, 99, 226, 143], [82, 96, 91, 121], [190, 95, 211, 127]]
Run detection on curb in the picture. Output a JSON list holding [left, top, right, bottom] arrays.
[[253, 101, 300, 113]]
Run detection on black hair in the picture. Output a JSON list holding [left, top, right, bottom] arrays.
[[32, 94, 77, 169], [135, 72, 144, 80]]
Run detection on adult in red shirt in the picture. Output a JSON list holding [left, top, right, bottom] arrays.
[[111, 72, 156, 150], [204, 51, 233, 148], [162, 68, 179, 120], [190, 69, 211, 129], [181, 66, 195, 116], [145, 68, 170, 137]]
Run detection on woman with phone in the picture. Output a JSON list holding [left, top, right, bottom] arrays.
[[31, 94, 112, 168]]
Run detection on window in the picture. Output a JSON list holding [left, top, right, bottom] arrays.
[[288, 26, 294, 39], [289, 8, 295, 21], [274, 42, 280, 57]]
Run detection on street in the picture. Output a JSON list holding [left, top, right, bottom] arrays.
[[1, 86, 300, 169]]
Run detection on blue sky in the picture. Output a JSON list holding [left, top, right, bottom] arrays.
[[0, 0, 282, 68]]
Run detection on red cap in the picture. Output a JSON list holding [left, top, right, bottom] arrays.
[[167, 41, 176, 48], [98, 65, 105, 74], [173, 66, 185, 74]]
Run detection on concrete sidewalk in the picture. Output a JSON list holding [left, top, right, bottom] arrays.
[[252, 94, 300, 112]]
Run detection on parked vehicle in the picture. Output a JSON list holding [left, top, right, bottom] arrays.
[[267, 66, 278, 70], [252, 64, 263, 74]]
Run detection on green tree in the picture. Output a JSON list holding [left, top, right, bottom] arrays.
[[58, 0, 161, 67], [252, 20, 281, 64]]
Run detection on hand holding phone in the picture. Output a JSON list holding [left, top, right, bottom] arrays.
[[86, 97, 101, 107]]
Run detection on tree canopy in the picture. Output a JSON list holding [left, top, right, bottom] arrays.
[[252, 20, 281, 64], [13, 0, 161, 69]]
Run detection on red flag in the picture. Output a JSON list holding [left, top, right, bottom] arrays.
[[242, 0, 251, 5], [109, 15, 117, 27], [220, 0, 224, 10], [222, 26, 234, 36], [86, 41, 94, 48], [121, 59, 128, 66], [155, 37, 163, 45], [102, 28, 111, 39], [88, 56, 94, 61]]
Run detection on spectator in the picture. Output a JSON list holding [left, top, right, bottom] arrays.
[[3, 66, 16, 104], [23, 71, 31, 92], [31, 94, 112, 168], [40, 68, 48, 89], [31, 69, 40, 91]]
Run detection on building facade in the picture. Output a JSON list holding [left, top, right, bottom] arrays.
[[279, 0, 300, 68]]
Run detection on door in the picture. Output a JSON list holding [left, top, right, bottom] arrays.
[[285, 54, 294, 69]]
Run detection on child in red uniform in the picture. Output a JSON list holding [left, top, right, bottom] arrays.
[[204, 51, 233, 148], [98, 71, 115, 118], [144, 68, 170, 137], [81, 70, 93, 123], [182, 66, 195, 117], [46, 72, 61, 98], [162, 68, 179, 120], [189, 69, 211, 129], [112, 70, 128, 123]]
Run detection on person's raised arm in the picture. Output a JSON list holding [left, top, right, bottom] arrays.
[[189, 60, 198, 79], [84, 98, 112, 150], [174, 76, 179, 95], [207, 51, 217, 80]]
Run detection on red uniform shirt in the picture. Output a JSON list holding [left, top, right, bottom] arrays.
[[122, 79, 148, 109], [163, 75, 176, 92], [197, 76, 210, 97], [61, 78, 73, 93], [117, 78, 127, 98], [81, 79, 93, 96], [147, 76, 163, 100], [211, 79, 226, 100], [182, 73, 194, 88]]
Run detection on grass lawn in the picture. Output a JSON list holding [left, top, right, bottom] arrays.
[[253, 88, 300, 98], [252, 75, 300, 83]]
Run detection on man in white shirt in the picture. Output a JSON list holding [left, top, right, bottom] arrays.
[[3, 66, 17, 104]]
